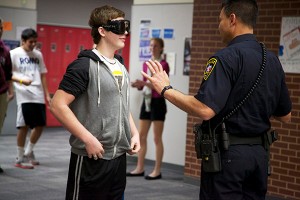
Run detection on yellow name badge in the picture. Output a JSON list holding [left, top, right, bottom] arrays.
[[112, 70, 122, 76], [203, 58, 217, 80]]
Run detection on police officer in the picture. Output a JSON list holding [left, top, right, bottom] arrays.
[[142, 0, 292, 199]]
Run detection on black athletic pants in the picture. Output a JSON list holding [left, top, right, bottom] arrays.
[[66, 152, 126, 200]]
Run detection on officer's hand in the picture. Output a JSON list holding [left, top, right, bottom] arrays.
[[141, 60, 170, 95]]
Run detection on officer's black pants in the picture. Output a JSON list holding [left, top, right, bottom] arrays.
[[200, 145, 268, 200]]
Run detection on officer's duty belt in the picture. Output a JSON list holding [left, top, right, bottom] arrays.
[[229, 134, 263, 145]]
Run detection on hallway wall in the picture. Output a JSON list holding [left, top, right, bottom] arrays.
[[129, 4, 193, 166]]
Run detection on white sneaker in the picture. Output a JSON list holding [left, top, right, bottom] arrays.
[[24, 151, 40, 165], [15, 157, 34, 169]]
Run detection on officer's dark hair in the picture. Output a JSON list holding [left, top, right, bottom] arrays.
[[21, 28, 38, 41], [221, 0, 258, 28]]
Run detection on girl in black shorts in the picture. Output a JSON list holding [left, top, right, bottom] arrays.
[[128, 38, 170, 180]]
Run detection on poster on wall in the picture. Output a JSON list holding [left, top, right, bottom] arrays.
[[183, 37, 191, 75], [139, 39, 151, 61], [139, 20, 151, 61], [152, 29, 161, 38], [278, 17, 300, 74], [140, 27, 150, 39], [163, 28, 174, 39], [3, 40, 20, 50], [3, 21, 12, 31], [165, 52, 176, 75]]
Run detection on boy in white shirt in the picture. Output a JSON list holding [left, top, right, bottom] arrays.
[[10, 28, 50, 169]]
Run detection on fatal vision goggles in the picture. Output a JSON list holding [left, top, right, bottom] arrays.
[[101, 20, 130, 35]]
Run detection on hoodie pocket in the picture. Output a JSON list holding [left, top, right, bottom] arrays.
[[97, 117, 118, 148]]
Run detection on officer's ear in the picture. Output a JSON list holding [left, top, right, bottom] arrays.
[[229, 13, 237, 27]]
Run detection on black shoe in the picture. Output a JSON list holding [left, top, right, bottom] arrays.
[[0, 166, 3, 173], [126, 171, 144, 177], [145, 173, 162, 180]]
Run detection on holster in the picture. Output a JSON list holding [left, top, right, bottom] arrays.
[[193, 123, 222, 173], [263, 129, 278, 176]]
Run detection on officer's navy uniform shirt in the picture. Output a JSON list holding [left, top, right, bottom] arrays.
[[195, 34, 292, 137]]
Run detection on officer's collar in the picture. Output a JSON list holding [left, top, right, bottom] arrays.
[[227, 34, 257, 47]]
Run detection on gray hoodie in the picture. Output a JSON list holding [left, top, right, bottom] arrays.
[[59, 50, 131, 160]]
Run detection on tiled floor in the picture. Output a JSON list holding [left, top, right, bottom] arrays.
[[0, 127, 199, 200], [0, 127, 283, 200]]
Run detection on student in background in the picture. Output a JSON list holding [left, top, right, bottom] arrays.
[[10, 28, 50, 169], [128, 38, 170, 180]]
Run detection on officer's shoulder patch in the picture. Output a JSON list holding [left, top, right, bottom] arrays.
[[203, 58, 217, 80]]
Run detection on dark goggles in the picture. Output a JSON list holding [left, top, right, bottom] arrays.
[[101, 20, 130, 35]]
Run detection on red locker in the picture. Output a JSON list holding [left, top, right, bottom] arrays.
[[77, 28, 93, 52], [37, 25, 94, 127], [61, 27, 77, 77], [38, 25, 64, 126], [37, 24, 130, 126]]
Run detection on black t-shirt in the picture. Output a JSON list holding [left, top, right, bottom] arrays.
[[58, 50, 124, 98]]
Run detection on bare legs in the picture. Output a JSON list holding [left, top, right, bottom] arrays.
[[29, 126, 44, 144], [150, 120, 164, 177], [130, 119, 164, 177], [17, 126, 44, 147], [17, 126, 44, 157]]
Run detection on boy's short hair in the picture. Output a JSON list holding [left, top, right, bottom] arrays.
[[21, 28, 38, 41]]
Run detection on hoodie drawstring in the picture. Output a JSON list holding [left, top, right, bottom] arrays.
[[97, 61, 100, 107]]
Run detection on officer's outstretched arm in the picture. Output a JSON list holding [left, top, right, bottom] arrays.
[[142, 59, 216, 121], [163, 89, 215, 120]]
